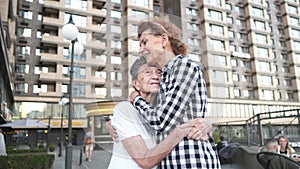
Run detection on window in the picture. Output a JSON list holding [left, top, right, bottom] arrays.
[[111, 56, 122, 64], [234, 89, 241, 97], [238, 33, 248, 41], [132, 10, 148, 20], [258, 61, 271, 71], [94, 54, 107, 63], [111, 25, 122, 33], [213, 70, 228, 82], [111, 10, 121, 18], [255, 33, 267, 44], [227, 17, 233, 24], [65, 13, 87, 27], [213, 55, 227, 66], [95, 88, 106, 96], [252, 7, 264, 17], [23, 11, 33, 20], [111, 72, 122, 81], [38, 14, 42, 21], [77, 32, 87, 44], [111, 40, 121, 49], [16, 83, 28, 93], [292, 29, 300, 37], [288, 5, 298, 14], [209, 24, 224, 35], [225, 3, 232, 10], [73, 67, 86, 79], [289, 17, 299, 26], [293, 41, 300, 49], [228, 31, 234, 38], [231, 59, 237, 67], [254, 20, 266, 30], [260, 75, 272, 85], [73, 85, 85, 97], [208, 0, 221, 6], [111, 0, 121, 3], [236, 19, 246, 27], [65, 0, 87, 10], [187, 23, 199, 31], [240, 60, 251, 69], [229, 45, 236, 52], [131, 0, 148, 7], [188, 38, 200, 46], [95, 71, 106, 79], [18, 28, 31, 37], [284, 79, 291, 86], [208, 9, 222, 21], [261, 90, 274, 100], [233, 73, 239, 81], [186, 8, 199, 16], [210, 39, 225, 50], [294, 53, 300, 63], [188, 53, 200, 62], [252, 0, 262, 4], [256, 47, 269, 58], [282, 66, 290, 73]]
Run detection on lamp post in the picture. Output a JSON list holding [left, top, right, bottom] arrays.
[[58, 96, 69, 157], [61, 15, 83, 169]]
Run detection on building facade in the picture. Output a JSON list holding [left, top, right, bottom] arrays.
[[0, 0, 299, 144], [0, 0, 16, 124]]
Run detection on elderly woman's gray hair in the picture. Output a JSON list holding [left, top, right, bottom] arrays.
[[130, 57, 147, 80]]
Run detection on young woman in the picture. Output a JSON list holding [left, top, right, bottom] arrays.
[[108, 57, 208, 169], [129, 17, 220, 168], [277, 135, 295, 157]]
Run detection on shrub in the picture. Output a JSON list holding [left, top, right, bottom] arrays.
[[0, 154, 55, 169], [48, 144, 55, 152]]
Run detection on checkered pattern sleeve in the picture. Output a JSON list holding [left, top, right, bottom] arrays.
[[133, 56, 207, 133]]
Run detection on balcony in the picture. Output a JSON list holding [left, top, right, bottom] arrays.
[[39, 72, 60, 81], [44, 0, 62, 8], [85, 41, 106, 50], [41, 35, 63, 45], [40, 53, 61, 63], [91, 76, 105, 85], [39, 91, 61, 97], [43, 17, 60, 27]]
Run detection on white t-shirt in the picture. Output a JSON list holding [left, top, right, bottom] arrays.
[[108, 101, 157, 169]]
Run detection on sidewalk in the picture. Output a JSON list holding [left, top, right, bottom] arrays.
[[52, 146, 112, 169]]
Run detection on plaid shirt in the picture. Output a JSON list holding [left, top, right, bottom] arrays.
[[133, 55, 221, 168]]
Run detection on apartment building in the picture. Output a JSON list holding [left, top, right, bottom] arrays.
[[0, 0, 16, 125], [0, 0, 298, 144]]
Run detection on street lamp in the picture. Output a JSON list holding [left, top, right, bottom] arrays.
[[58, 96, 69, 157], [61, 14, 83, 169]]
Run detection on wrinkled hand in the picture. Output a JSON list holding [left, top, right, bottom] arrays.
[[185, 118, 213, 141], [128, 91, 140, 103], [105, 120, 119, 143]]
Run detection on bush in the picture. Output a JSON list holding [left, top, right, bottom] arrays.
[[48, 144, 55, 152], [0, 154, 55, 169], [7, 148, 47, 154]]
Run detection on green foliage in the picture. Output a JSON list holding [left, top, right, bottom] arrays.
[[0, 154, 55, 169], [7, 148, 47, 154], [48, 144, 55, 152], [38, 144, 45, 150]]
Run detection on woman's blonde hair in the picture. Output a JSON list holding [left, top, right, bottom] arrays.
[[137, 17, 188, 56]]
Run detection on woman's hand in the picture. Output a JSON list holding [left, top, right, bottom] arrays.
[[105, 120, 119, 143], [128, 91, 140, 104], [178, 118, 213, 141]]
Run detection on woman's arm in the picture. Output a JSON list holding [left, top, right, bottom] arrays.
[[122, 118, 201, 169]]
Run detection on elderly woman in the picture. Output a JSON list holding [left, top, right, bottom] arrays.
[[108, 57, 209, 169]]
